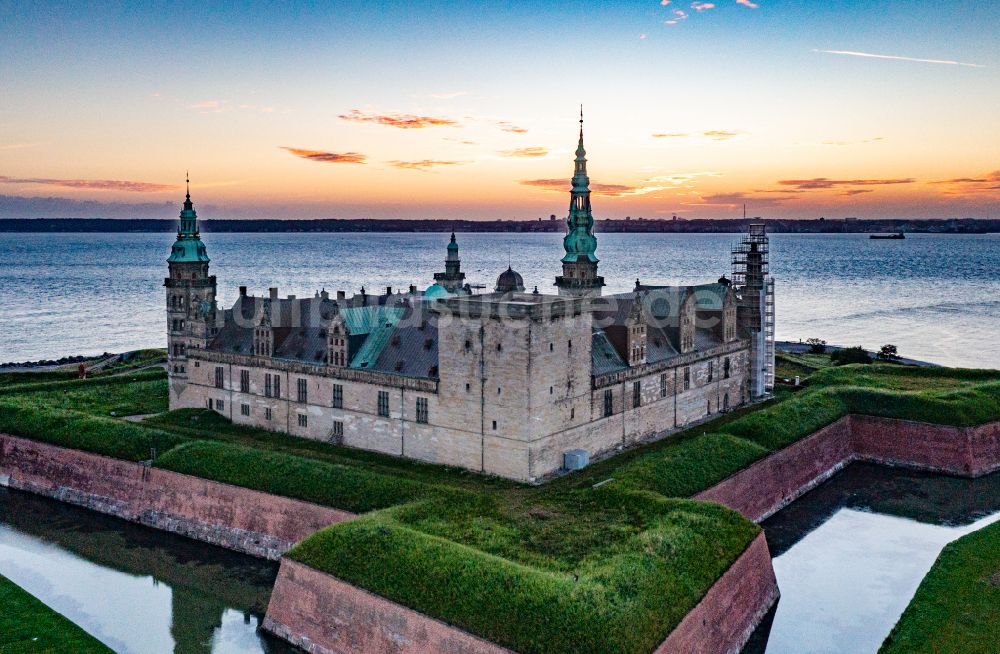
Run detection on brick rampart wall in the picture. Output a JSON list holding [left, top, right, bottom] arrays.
[[696, 417, 1000, 522], [0, 434, 351, 559]]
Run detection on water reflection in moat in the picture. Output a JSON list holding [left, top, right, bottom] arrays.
[[0, 488, 302, 654], [743, 463, 1000, 654]]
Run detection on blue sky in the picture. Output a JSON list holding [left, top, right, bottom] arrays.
[[1, 1, 998, 219]]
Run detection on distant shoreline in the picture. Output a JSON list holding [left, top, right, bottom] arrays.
[[0, 217, 997, 234]]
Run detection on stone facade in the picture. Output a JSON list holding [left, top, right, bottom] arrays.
[[167, 124, 763, 482]]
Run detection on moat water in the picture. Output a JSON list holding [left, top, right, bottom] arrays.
[[743, 463, 1000, 654], [0, 488, 301, 654], [1, 232, 998, 368]]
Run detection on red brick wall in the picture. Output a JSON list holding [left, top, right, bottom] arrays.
[[696, 417, 1000, 523], [263, 558, 515, 654], [653, 533, 779, 654], [0, 434, 351, 559], [694, 417, 855, 522], [850, 415, 1000, 476]]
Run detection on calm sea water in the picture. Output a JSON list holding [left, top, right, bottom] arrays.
[[0, 232, 997, 368]]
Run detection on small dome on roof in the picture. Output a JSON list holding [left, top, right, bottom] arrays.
[[424, 283, 453, 299], [495, 266, 525, 294]]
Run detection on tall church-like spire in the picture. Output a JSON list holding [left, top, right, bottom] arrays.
[[555, 108, 604, 297], [168, 173, 209, 263]]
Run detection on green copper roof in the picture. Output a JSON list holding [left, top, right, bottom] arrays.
[[346, 305, 405, 369], [424, 283, 453, 299], [167, 182, 210, 263], [561, 112, 599, 264]]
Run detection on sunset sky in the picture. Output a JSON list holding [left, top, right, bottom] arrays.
[[1, 1, 998, 220]]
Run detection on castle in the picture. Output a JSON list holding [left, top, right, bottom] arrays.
[[166, 117, 774, 482]]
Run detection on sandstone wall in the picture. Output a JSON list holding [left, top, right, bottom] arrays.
[[0, 434, 351, 560]]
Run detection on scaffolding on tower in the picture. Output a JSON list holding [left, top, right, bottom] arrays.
[[732, 223, 775, 395]]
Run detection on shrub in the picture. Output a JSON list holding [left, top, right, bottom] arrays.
[[806, 338, 827, 354], [831, 346, 872, 366]]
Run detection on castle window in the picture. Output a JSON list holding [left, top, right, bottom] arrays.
[[497, 343, 502, 352], [568, 339, 573, 350], [550, 386, 554, 395], [660, 373, 667, 398], [633, 381, 641, 408], [332, 420, 344, 441], [683, 366, 691, 391], [297, 414, 308, 428], [274, 375, 281, 399], [707, 361, 714, 383], [332, 384, 343, 409], [416, 397, 429, 424], [603, 389, 613, 417], [724, 357, 731, 379], [723, 394, 730, 411], [265, 407, 272, 421], [216, 400, 224, 412], [377, 391, 390, 417], [264, 375, 272, 398], [241, 403, 250, 417], [465, 383, 471, 392], [240, 370, 250, 393], [707, 400, 712, 414], [570, 407, 575, 420], [297, 378, 308, 403], [214, 367, 224, 389], [492, 420, 497, 430]]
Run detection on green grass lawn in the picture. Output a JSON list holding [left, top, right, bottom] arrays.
[[775, 350, 834, 380], [0, 574, 111, 654], [1, 363, 998, 653], [880, 519, 1000, 654]]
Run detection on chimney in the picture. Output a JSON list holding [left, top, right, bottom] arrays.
[[337, 290, 346, 301], [386, 286, 393, 296], [321, 289, 329, 300], [239, 286, 247, 296], [409, 284, 417, 294], [269, 287, 278, 301], [287, 294, 296, 300]]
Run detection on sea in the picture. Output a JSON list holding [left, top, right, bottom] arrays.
[[1, 232, 997, 369]]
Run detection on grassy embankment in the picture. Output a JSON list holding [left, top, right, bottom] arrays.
[[0, 574, 111, 654], [880, 519, 1000, 654], [0, 363, 998, 653]]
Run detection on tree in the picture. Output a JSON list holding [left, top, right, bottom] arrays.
[[806, 338, 827, 354], [831, 346, 872, 366], [877, 344, 900, 361]]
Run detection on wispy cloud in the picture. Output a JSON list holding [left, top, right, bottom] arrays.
[[703, 130, 742, 141], [930, 170, 1000, 184], [840, 189, 874, 196], [520, 172, 717, 197], [652, 132, 690, 139], [819, 137, 885, 146], [664, 9, 688, 24], [0, 143, 41, 151], [736, 0, 758, 8], [280, 147, 367, 164], [694, 192, 794, 208], [691, 2, 715, 12], [497, 121, 528, 134], [0, 175, 177, 193], [521, 179, 641, 196], [929, 170, 1000, 195], [778, 177, 915, 190], [813, 49, 986, 68], [189, 99, 278, 114], [389, 160, 467, 171], [339, 109, 459, 129], [428, 91, 467, 99], [499, 147, 548, 158]]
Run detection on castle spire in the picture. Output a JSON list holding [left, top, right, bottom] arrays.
[[167, 173, 210, 263], [555, 108, 604, 297]]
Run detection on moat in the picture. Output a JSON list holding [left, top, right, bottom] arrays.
[[0, 488, 302, 654], [744, 463, 1000, 654]]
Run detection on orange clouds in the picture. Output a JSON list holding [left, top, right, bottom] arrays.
[[0, 175, 177, 192], [703, 130, 741, 141], [778, 177, 915, 190], [497, 121, 528, 134], [339, 109, 458, 129], [500, 147, 548, 158], [736, 0, 758, 8], [929, 170, 1000, 195], [390, 160, 466, 171], [281, 147, 366, 163], [652, 130, 744, 141], [521, 179, 641, 197]]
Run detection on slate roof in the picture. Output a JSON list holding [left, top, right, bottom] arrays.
[[206, 292, 437, 379]]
